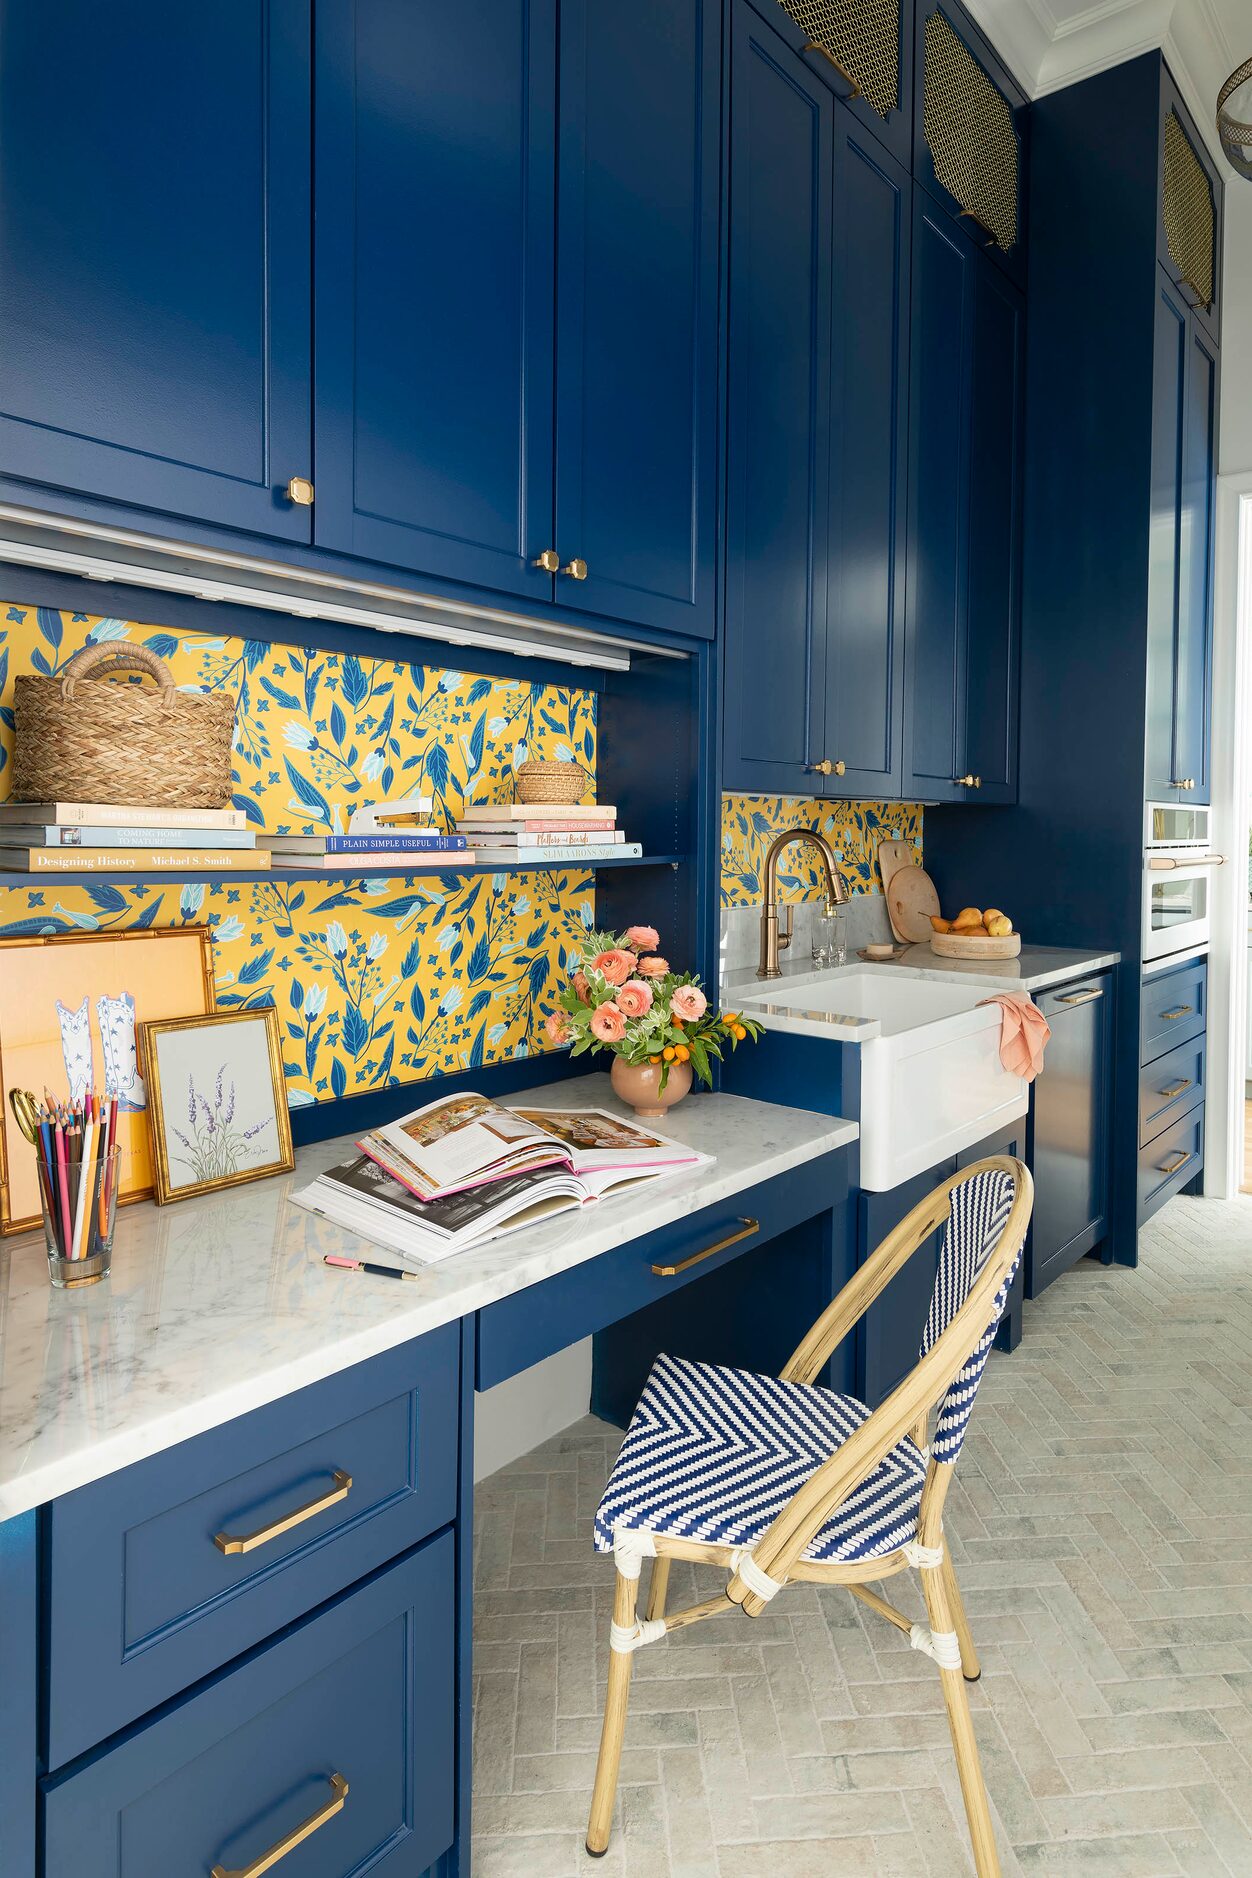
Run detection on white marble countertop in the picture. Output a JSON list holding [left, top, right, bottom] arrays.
[[0, 1075, 857, 1520]]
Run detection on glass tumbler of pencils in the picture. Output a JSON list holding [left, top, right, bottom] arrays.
[[39, 1143, 121, 1290]]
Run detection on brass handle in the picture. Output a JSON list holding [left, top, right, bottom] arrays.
[[1055, 987, 1103, 1005], [806, 759, 833, 776], [801, 40, 862, 99], [958, 208, 1001, 251], [832, 759, 846, 777], [285, 476, 314, 506], [214, 1470, 352, 1556], [652, 1217, 759, 1277], [955, 774, 981, 788], [1169, 777, 1197, 791], [560, 557, 588, 581], [1156, 1149, 1193, 1176], [1180, 277, 1210, 312], [532, 548, 560, 572], [1160, 1005, 1193, 1022], [211, 1774, 348, 1878], [1159, 1077, 1193, 1099]]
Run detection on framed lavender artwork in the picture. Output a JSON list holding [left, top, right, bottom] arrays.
[[138, 1007, 294, 1204]]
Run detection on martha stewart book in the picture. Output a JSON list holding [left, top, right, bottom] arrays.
[[293, 1092, 710, 1263]]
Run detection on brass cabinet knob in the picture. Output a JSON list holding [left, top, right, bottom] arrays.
[[560, 557, 588, 581], [531, 548, 560, 572], [1170, 777, 1197, 791], [805, 759, 834, 776], [833, 759, 846, 777], [285, 476, 314, 506], [956, 773, 977, 787]]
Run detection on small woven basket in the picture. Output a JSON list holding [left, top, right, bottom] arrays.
[[515, 759, 590, 806], [12, 643, 236, 810]]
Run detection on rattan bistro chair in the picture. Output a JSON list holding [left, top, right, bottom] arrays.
[[585, 1156, 1033, 1876]]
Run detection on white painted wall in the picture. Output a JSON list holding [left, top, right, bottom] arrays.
[[1221, 184, 1252, 476], [473, 1337, 593, 1481]]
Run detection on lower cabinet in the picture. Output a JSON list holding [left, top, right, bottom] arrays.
[[43, 1535, 456, 1878], [1138, 955, 1208, 1225], [1026, 973, 1113, 1297]]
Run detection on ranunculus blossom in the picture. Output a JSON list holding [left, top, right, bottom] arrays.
[[636, 955, 670, 979], [590, 1001, 627, 1042], [591, 948, 637, 987], [616, 979, 654, 1018], [573, 970, 592, 1003], [671, 984, 707, 1021], [624, 925, 660, 953], [545, 1012, 573, 1045]]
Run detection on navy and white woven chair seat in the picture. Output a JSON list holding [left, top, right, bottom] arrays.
[[593, 1353, 929, 1564]]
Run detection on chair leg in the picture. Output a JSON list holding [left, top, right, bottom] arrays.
[[586, 1568, 640, 1857], [941, 1550, 981, 1681], [922, 1565, 1000, 1878], [645, 1555, 671, 1622]]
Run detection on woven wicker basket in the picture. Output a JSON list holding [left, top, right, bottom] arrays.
[[12, 643, 236, 810], [515, 759, 590, 806]]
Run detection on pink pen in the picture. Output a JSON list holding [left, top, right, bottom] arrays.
[[53, 1121, 73, 1259]]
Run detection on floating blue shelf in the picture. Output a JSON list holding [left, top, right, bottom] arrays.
[[0, 853, 686, 891]]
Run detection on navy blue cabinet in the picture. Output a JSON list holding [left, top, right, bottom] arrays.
[[724, 0, 910, 797], [0, 0, 312, 541], [904, 192, 1023, 804], [1027, 974, 1112, 1296], [747, 0, 915, 169]]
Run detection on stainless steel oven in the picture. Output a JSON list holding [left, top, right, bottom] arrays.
[[1143, 801, 1223, 961]]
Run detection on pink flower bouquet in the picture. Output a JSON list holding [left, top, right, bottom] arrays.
[[548, 926, 762, 1090]]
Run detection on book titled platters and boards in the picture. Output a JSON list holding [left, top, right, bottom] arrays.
[[293, 1090, 710, 1262]]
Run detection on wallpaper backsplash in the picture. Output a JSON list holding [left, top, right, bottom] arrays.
[[0, 605, 596, 1108], [722, 795, 923, 907]]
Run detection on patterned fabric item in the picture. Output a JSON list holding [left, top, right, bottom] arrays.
[[593, 1354, 929, 1564], [921, 1167, 1020, 1464]]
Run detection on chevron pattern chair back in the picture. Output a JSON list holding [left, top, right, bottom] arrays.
[[922, 1166, 1021, 1464]]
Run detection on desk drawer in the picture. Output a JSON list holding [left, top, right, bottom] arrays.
[[1141, 957, 1207, 1062], [1139, 1032, 1206, 1146], [44, 1533, 455, 1878], [475, 1155, 846, 1390], [1138, 1104, 1204, 1225], [45, 1328, 459, 1768]]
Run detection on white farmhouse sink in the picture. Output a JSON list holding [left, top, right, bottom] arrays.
[[735, 968, 1027, 1192]]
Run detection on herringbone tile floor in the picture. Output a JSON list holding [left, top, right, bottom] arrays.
[[472, 1195, 1252, 1876]]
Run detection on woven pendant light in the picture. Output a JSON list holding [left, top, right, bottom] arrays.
[[1218, 58, 1252, 180]]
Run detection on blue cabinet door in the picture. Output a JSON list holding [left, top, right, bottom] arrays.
[[1175, 317, 1217, 804], [552, 0, 720, 638], [1027, 974, 1112, 1296], [1145, 271, 1188, 802], [0, 1, 312, 541], [314, 0, 557, 598], [903, 196, 971, 803], [824, 122, 911, 797], [742, 0, 915, 172], [723, 1, 833, 795]]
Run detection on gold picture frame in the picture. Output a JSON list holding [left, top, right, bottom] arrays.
[[0, 925, 216, 1235], [138, 1006, 295, 1205]]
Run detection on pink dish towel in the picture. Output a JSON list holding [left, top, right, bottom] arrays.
[[978, 993, 1051, 1082]]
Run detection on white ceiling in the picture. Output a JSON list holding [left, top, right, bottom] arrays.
[[965, 0, 1248, 171]]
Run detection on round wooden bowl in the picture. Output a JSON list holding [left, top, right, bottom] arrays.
[[930, 930, 1022, 960]]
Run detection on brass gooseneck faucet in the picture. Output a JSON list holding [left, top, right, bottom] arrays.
[[757, 827, 849, 979]]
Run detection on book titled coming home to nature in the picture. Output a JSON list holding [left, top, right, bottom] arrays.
[[293, 1090, 710, 1262]]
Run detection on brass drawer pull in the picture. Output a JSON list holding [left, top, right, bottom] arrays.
[[957, 208, 1000, 251], [801, 40, 862, 99], [214, 1470, 352, 1556], [1159, 1077, 1193, 1099], [211, 1773, 348, 1878], [1056, 987, 1103, 1005], [1156, 1149, 1193, 1177], [651, 1217, 759, 1277], [1160, 1005, 1193, 1021]]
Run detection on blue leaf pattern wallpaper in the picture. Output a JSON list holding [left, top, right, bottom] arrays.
[[721, 794, 924, 906], [0, 605, 598, 1109]]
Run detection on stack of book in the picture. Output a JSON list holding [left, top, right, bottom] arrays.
[[0, 800, 265, 873], [455, 802, 639, 865], [259, 797, 468, 870], [296, 1090, 709, 1264]]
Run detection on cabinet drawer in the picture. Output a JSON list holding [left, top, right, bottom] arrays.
[[44, 1534, 455, 1878], [1138, 1104, 1204, 1225], [1140, 956, 1207, 1062], [476, 1155, 847, 1390], [1139, 1031, 1206, 1145], [45, 1329, 459, 1768]]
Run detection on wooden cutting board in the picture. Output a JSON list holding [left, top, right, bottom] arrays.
[[884, 863, 941, 943], [875, 839, 917, 910]]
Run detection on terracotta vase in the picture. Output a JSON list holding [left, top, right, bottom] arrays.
[[610, 1055, 693, 1119]]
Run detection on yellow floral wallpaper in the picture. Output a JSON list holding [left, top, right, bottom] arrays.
[[0, 605, 597, 1108], [721, 794, 923, 907]]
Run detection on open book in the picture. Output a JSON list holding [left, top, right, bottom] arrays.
[[295, 1109, 710, 1264], [358, 1090, 702, 1201]]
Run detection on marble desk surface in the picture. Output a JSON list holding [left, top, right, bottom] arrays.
[[0, 1075, 857, 1519]]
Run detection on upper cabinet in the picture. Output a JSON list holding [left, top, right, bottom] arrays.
[[0, 0, 313, 541], [914, 0, 1028, 289], [1158, 70, 1221, 347], [723, 0, 910, 798], [753, 0, 914, 165]]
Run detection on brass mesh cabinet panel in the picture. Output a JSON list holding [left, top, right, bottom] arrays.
[[1163, 110, 1215, 310], [922, 10, 1019, 253], [776, 0, 899, 120]]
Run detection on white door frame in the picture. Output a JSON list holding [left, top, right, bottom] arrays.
[[1206, 474, 1252, 1199]]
